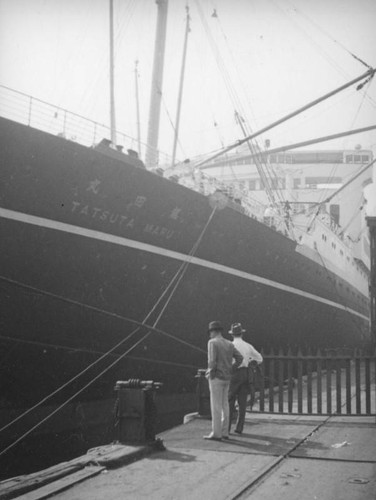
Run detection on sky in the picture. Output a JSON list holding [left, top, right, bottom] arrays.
[[0, 0, 376, 165]]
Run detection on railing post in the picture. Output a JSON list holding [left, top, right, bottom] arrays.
[[28, 96, 33, 126], [278, 348, 284, 413], [345, 356, 352, 414], [317, 349, 322, 414], [335, 354, 342, 414], [287, 347, 293, 413], [259, 351, 265, 412], [63, 110, 67, 136], [196, 369, 210, 417], [326, 352, 332, 414], [268, 350, 275, 412], [365, 356, 371, 414], [297, 349, 303, 414], [355, 349, 361, 414], [374, 354, 376, 419], [307, 348, 313, 414]]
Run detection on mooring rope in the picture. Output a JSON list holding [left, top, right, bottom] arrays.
[[0, 205, 216, 455]]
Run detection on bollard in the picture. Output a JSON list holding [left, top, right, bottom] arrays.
[[114, 379, 162, 444], [196, 369, 211, 417]]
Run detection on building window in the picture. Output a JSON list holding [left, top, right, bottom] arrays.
[[306, 176, 342, 185]]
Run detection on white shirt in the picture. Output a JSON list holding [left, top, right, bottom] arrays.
[[232, 337, 263, 368]]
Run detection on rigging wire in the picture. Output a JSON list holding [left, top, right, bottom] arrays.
[[193, 2, 313, 224], [196, 4, 300, 235], [0, 334, 200, 369], [212, 116, 225, 149], [160, 91, 187, 163], [210, 7, 258, 129], [315, 163, 341, 206], [193, 2, 251, 141], [269, 0, 348, 78], [306, 157, 376, 233], [0, 276, 205, 437], [72, 0, 139, 128], [348, 79, 373, 134], [351, 224, 367, 244], [338, 197, 365, 237], [0, 205, 216, 453], [0, 330, 152, 460], [281, 0, 376, 108]]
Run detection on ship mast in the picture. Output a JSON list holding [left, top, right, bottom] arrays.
[[109, 0, 117, 147], [134, 60, 142, 157], [145, 0, 169, 169], [171, 5, 190, 168]]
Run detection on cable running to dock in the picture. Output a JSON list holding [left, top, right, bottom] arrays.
[[0, 206, 217, 455]]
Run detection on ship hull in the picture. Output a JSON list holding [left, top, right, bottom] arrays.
[[0, 117, 370, 475]]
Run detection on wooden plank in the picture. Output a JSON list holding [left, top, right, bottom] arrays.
[[15, 466, 105, 500], [0, 464, 81, 500], [94, 444, 148, 467], [0, 443, 151, 500]]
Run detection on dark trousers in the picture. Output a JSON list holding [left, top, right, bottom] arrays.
[[228, 367, 249, 433]]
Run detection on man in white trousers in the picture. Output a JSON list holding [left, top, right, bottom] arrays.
[[204, 321, 243, 441]]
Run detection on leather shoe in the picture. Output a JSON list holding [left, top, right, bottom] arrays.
[[234, 429, 242, 435], [222, 436, 230, 440], [203, 435, 222, 441]]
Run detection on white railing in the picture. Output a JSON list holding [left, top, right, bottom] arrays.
[[0, 84, 172, 165]]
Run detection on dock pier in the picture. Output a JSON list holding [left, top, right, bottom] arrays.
[[1, 358, 375, 499]]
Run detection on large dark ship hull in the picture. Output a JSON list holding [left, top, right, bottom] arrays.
[[0, 117, 370, 476]]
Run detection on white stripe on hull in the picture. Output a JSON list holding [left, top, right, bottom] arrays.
[[0, 207, 369, 322]]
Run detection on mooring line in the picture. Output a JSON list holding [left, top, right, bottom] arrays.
[[0, 206, 216, 455]]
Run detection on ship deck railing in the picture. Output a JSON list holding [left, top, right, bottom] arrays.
[[0, 84, 171, 165]]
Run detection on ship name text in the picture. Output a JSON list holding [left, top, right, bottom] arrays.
[[70, 201, 175, 240]]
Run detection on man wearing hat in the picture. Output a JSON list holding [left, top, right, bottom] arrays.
[[205, 321, 243, 441], [228, 323, 263, 435]]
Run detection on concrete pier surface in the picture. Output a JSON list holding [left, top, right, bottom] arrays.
[[3, 412, 375, 500]]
